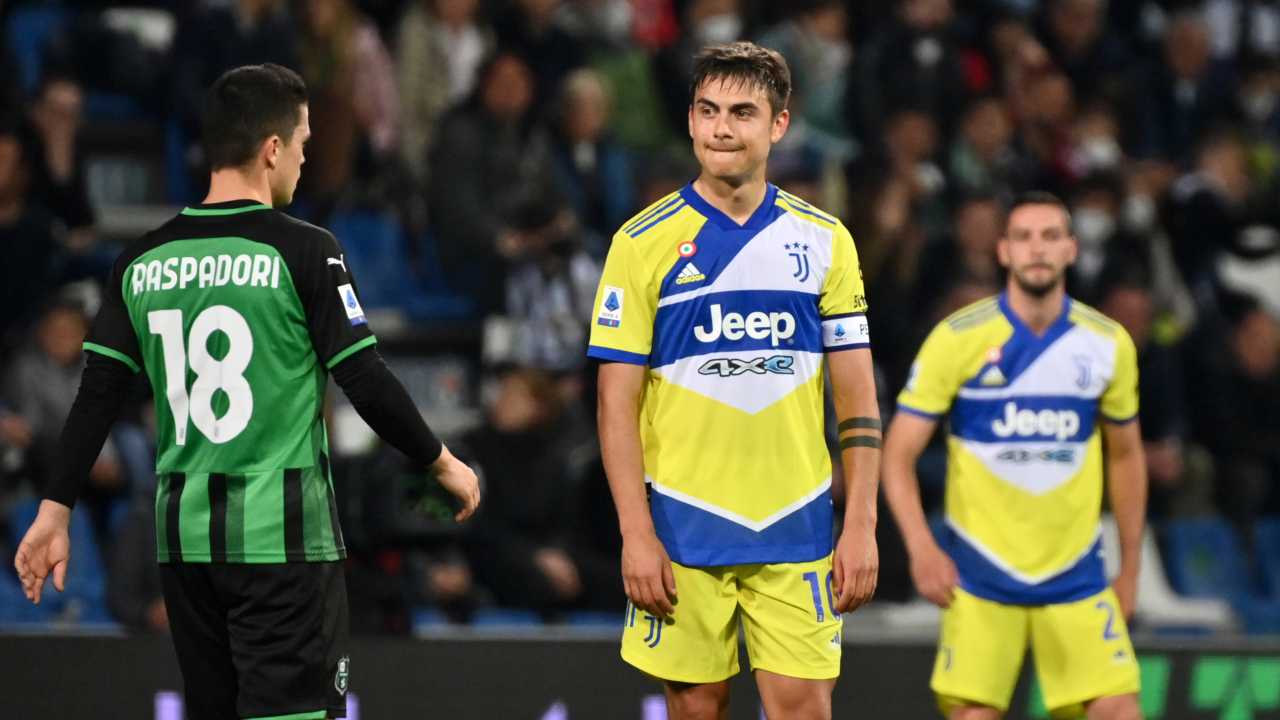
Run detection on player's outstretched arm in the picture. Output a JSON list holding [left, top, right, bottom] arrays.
[[883, 411, 958, 608], [331, 347, 479, 521], [1103, 419, 1147, 620], [14, 352, 135, 604], [597, 361, 676, 620], [828, 347, 881, 613]]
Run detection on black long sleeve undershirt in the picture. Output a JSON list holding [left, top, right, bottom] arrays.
[[330, 346, 443, 467], [45, 346, 442, 508], [45, 352, 133, 507]]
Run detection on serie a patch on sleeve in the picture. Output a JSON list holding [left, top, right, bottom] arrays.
[[597, 285, 624, 327], [337, 284, 367, 326], [822, 314, 870, 348]]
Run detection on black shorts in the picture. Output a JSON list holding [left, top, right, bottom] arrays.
[[159, 561, 349, 720]]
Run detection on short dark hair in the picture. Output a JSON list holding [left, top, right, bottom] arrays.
[[1003, 191, 1071, 234], [202, 64, 308, 171], [690, 42, 791, 116]]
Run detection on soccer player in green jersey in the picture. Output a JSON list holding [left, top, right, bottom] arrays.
[[13, 64, 479, 720]]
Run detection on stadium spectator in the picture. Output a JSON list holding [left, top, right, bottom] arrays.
[[948, 95, 1025, 198], [296, 0, 399, 210], [428, 52, 552, 313], [2, 299, 124, 517], [169, 0, 300, 177], [1163, 130, 1253, 293], [548, 68, 635, 240], [499, 192, 601, 372], [1035, 0, 1132, 106], [493, 0, 586, 117], [23, 73, 94, 252], [1131, 10, 1236, 162], [913, 194, 1003, 329], [395, 0, 492, 186], [756, 0, 854, 158], [1191, 293, 1280, 531], [1100, 280, 1212, 519], [0, 127, 60, 348], [461, 367, 617, 618], [848, 0, 969, 143]]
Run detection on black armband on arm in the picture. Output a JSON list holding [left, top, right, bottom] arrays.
[[837, 417, 882, 433], [839, 436, 882, 450], [331, 347, 443, 466]]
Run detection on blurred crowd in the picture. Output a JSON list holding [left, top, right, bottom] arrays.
[[1, 0, 1280, 631]]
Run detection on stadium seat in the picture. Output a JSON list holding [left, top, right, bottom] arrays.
[[328, 210, 473, 322], [1100, 515, 1236, 633], [470, 607, 542, 627], [1255, 517, 1280, 599], [1162, 517, 1280, 634]]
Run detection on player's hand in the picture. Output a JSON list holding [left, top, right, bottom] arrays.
[[429, 445, 481, 522], [1112, 569, 1138, 621], [909, 541, 958, 609], [13, 499, 72, 605], [621, 529, 676, 620], [833, 522, 878, 613]]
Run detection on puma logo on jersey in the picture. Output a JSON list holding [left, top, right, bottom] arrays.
[[693, 304, 796, 347], [327, 255, 347, 273], [991, 401, 1081, 441]]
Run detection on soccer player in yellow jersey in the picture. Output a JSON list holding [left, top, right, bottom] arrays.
[[883, 192, 1147, 720], [588, 43, 881, 719]]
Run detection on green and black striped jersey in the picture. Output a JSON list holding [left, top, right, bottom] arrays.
[[86, 200, 374, 563]]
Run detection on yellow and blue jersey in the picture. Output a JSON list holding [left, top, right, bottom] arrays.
[[588, 183, 869, 566], [897, 294, 1139, 605]]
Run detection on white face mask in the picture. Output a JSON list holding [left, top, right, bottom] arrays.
[[1078, 137, 1122, 170], [1123, 194, 1157, 234], [1073, 207, 1115, 246], [696, 14, 742, 45], [1244, 91, 1278, 122]]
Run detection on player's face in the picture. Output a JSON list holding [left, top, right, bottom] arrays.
[[688, 77, 788, 186], [269, 104, 310, 207], [998, 203, 1077, 297]]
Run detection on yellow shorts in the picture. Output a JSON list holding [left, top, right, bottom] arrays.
[[932, 587, 1139, 719], [620, 554, 842, 684]]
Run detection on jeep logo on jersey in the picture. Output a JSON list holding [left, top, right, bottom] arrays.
[[693, 304, 796, 347], [698, 355, 795, 377], [990, 402, 1081, 441]]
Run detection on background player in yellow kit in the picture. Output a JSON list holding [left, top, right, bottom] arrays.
[[589, 42, 881, 719], [883, 192, 1147, 720]]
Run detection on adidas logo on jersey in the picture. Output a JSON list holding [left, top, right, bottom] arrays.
[[979, 366, 1006, 386], [675, 262, 706, 285]]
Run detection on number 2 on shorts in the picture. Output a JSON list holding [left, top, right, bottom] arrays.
[[1095, 599, 1120, 641]]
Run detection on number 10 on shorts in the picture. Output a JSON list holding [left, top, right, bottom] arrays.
[[803, 571, 836, 623], [149, 306, 255, 445]]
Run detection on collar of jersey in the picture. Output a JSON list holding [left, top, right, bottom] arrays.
[[180, 200, 271, 217], [678, 182, 778, 233], [997, 291, 1072, 340]]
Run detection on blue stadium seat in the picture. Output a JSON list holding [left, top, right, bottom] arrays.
[[1255, 518, 1280, 600], [1162, 518, 1280, 633], [328, 210, 473, 321], [563, 610, 621, 628], [411, 606, 451, 630], [470, 607, 541, 627], [5, 3, 72, 94]]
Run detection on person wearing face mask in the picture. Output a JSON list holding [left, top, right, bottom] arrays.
[[1066, 174, 1149, 304], [848, 0, 969, 143]]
